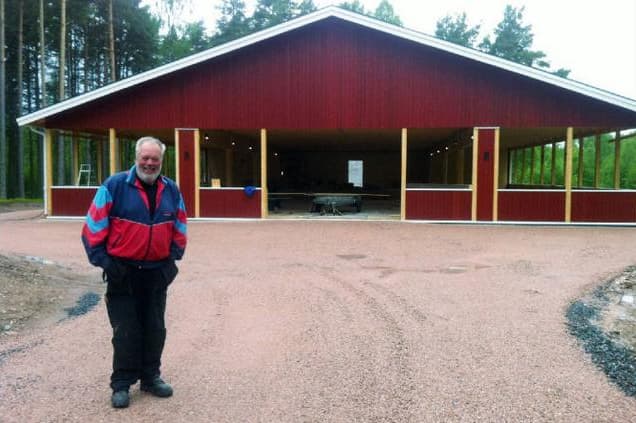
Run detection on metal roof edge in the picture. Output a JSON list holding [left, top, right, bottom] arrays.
[[17, 5, 636, 126]]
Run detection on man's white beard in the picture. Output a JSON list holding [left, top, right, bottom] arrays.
[[136, 163, 161, 185]]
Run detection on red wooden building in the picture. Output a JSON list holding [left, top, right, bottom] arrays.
[[17, 7, 636, 223]]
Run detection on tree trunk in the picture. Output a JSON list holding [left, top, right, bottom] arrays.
[[57, 0, 66, 185], [17, 0, 25, 197], [0, 0, 6, 198], [39, 0, 46, 107], [108, 0, 116, 82]]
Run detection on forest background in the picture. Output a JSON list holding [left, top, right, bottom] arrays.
[[0, 0, 634, 201]]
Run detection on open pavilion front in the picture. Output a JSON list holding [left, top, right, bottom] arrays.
[[19, 7, 636, 224]]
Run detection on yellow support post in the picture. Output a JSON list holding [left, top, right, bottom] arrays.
[[174, 129, 180, 186], [108, 128, 117, 175], [45, 129, 53, 216], [565, 127, 573, 222], [400, 128, 407, 221], [492, 128, 500, 222], [194, 129, 201, 218], [471, 128, 479, 221], [261, 129, 268, 218]]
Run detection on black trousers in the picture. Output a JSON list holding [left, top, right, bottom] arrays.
[[105, 261, 178, 391]]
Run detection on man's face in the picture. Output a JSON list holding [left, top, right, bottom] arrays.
[[135, 142, 163, 184]]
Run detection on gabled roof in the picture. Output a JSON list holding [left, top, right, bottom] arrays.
[[17, 5, 636, 127]]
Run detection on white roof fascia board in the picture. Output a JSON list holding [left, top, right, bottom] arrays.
[[17, 6, 636, 127]]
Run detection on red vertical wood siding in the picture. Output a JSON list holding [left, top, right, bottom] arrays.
[[199, 189, 261, 218], [48, 20, 636, 130], [51, 187, 97, 216], [571, 191, 636, 222], [177, 130, 196, 217], [405, 190, 472, 220], [476, 129, 495, 221], [498, 191, 565, 221]]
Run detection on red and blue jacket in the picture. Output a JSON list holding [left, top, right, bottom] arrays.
[[82, 166, 187, 269]]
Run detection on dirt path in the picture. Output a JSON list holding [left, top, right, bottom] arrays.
[[0, 214, 635, 422]]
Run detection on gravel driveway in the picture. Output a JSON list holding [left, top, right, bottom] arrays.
[[0, 215, 635, 422]]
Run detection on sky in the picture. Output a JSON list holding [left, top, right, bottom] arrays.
[[147, 0, 636, 100]]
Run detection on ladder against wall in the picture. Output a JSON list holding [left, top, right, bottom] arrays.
[[76, 164, 93, 186]]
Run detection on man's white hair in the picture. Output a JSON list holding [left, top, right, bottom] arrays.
[[135, 136, 166, 159]]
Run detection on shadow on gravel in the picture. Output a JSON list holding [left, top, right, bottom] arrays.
[[567, 275, 636, 396]]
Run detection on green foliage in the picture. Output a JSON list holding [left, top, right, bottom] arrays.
[[509, 135, 636, 189], [436, 5, 570, 76], [479, 5, 547, 67], [435, 12, 480, 48], [214, 0, 249, 45], [158, 21, 211, 63], [373, 0, 402, 26], [0, 198, 43, 205], [339, 1, 366, 14], [252, 0, 316, 31]]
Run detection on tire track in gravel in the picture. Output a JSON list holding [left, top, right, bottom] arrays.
[[314, 266, 418, 422]]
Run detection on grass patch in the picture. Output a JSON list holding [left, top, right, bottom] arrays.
[[0, 198, 43, 205]]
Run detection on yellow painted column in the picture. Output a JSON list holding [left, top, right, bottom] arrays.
[[492, 128, 500, 221], [400, 128, 407, 221], [174, 129, 180, 186], [194, 129, 201, 218], [261, 129, 268, 218], [565, 127, 574, 222], [108, 128, 118, 175], [471, 128, 479, 221], [614, 130, 621, 189], [594, 134, 601, 188], [45, 129, 54, 216]]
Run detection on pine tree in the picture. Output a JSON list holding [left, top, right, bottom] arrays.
[[435, 12, 480, 48], [373, 0, 402, 26]]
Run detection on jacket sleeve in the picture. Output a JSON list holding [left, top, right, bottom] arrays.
[[81, 185, 113, 269], [170, 189, 187, 260]]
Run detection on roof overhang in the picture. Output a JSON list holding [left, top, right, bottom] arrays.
[[17, 5, 636, 127]]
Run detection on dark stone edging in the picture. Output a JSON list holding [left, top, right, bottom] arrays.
[[566, 278, 636, 396]]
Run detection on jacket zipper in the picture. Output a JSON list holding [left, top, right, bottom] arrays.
[[140, 183, 155, 262], [143, 225, 153, 261]]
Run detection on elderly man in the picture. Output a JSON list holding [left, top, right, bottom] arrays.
[[82, 136, 187, 408]]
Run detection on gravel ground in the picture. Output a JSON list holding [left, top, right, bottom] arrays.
[[0, 211, 635, 422]]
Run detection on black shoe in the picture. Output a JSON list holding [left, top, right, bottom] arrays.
[[111, 390, 130, 408], [141, 377, 173, 397]]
